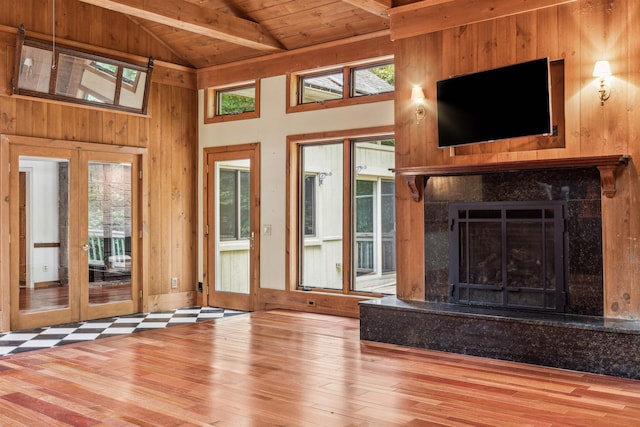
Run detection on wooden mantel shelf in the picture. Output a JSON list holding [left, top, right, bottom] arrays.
[[392, 155, 630, 202]]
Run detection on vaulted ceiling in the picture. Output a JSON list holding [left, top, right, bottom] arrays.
[[74, 0, 420, 69]]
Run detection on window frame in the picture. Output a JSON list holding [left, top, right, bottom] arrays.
[[286, 57, 394, 114], [204, 80, 260, 124], [286, 126, 395, 296]]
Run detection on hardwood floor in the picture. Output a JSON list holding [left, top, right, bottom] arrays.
[[0, 309, 639, 426]]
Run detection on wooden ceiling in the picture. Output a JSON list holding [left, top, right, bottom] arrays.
[[73, 0, 420, 69]]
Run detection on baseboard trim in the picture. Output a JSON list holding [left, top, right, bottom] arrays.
[[258, 288, 378, 318]]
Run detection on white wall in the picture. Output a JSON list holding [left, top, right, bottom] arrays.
[[198, 75, 394, 290], [21, 160, 61, 285]]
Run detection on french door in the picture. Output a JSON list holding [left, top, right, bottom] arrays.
[[204, 144, 260, 311], [10, 144, 140, 330]]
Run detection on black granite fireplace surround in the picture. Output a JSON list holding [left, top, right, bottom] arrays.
[[360, 167, 640, 379], [425, 168, 603, 315]]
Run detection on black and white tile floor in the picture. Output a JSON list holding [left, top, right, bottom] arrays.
[[0, 307, 245, 356]]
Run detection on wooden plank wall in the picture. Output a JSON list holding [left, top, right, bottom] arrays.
[[0, 0, 198, 314], [393, 0, 640, 319]]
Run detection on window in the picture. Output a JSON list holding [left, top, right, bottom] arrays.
[[351, 63, 395, 97], [219, 168, 250, 240], [12, 26, 153, 115], [289, 131, 396, 295], [204, 80, 260, 123], [299, 71, 344, 104], [288, 58, 394, 112]]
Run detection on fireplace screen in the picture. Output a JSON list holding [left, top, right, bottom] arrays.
[[449, 201, 566, 312]]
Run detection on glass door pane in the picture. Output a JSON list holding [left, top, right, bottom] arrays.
[[214, 159, 251, 294], [300, 143, 343, 290], [11, 145, 79, 331], [87, 161, 133, 305], [18, 157, 70, 313], [352, 138, 396, 294]]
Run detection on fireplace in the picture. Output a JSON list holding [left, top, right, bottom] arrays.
[[449, 201, 566, 312], [424, 168, 603, 316], [360, 158, 640, 379]]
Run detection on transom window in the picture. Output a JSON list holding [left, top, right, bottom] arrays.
[[288, 58, 394, 113], [351, 62, 395, 97], [289, 130, 396, 295], [299, 71, 344, 104], [204, 80, 260, 123]]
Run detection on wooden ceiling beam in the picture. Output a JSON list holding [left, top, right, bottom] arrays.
[[341, 0, 391, 17], [75, 0, 285, 52], [389, 0, 577, 40]]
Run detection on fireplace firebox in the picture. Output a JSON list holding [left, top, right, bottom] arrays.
[[449, 201, 566, 312]]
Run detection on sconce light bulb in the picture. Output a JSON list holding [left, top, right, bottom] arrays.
[[593, 60, 612, 106], [593, 60, 611, 78], [411, 86, 425, 104]]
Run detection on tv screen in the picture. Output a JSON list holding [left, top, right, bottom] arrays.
[[436, 58, 552, 148]]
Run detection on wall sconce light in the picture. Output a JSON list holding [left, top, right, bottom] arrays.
[[318, 171, 332, 186], [593, 60, 611, 106], [411, 86, 426, 124]]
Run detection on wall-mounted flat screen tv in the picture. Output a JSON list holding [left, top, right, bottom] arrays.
[[436, 58, 552, 148]]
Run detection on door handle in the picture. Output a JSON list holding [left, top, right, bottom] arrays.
[[250, 232, 255, 250], [82, 244, 90, 252]]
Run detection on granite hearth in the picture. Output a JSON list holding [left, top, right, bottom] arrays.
[[360, 296, 640, 379]]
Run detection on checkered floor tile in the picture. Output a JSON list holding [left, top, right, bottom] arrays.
[[0, 307, 245, 356]]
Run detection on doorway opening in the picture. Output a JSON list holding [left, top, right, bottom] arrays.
[[203, 143, 260, 312]]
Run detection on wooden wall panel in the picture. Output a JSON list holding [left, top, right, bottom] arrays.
[[158, 84, 173, 297], [602, 0, 640, 319], [558, 3, 582, 159], [627, 0, 640, 318], [146, 83, 163, 297], [143, 83, 197, 302], [393, 32, 440, 299], [171, 86, 185, 296], [183, 86, 198, 295], [393, 0, 640, 319]]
